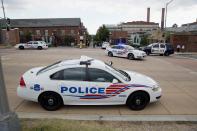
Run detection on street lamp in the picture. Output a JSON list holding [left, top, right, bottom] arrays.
[[165, 0, 174, 28]]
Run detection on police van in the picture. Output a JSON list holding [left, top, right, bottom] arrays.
[[143, 43, 174, 56], [17, 56, 161, 111]]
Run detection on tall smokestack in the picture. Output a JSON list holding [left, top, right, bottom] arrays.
[[161, 8, 165, 30], [147, 7, 150, 22]]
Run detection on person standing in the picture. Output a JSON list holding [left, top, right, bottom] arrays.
[[181, 45, 185, 53], [177, 44, 181, 52]]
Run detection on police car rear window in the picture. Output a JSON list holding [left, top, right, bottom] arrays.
[[37, 61, 61, 75]]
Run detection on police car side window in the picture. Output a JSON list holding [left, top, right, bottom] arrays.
[[112, 46, 117, 49], [50, 70, 63, 80], [88, 68, 116, 83], [153, 44, 159, 48], [63, 68, 86, 81], [50, 68, 86, 81], [160, 44, 165, 48]]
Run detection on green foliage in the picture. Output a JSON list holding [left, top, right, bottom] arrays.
[[95, 25, 109, 43], [140, 35, 149, 46], [63, 35, 75, 46], [165, 31, 171, 43], [24, 32, 32, 42]]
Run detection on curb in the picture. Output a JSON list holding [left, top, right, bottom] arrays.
[[17, 112, 197, 122]]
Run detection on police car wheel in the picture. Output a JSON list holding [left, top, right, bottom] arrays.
[[164, 52, 169, 56], [38, 46, 43, 50], [146, 51, 150, 55], [39, 92, 63, 111], [128, 53, 134, 60], [108, 52, 113, 57], [19, 46, 24, 50], [126, 91, 149, 110]]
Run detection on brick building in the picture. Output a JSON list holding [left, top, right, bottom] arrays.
[[106, 21, 159, 45], [1, 18, 88, 46], [170, 33, 197, 52]]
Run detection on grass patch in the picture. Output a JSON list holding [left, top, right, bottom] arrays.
[[20, 119, 197, 131]]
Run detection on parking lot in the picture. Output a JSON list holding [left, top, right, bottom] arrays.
[[1, 47, 197, 116]]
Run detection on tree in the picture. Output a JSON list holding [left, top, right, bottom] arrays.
[[140, 35, 149, 46], [63, 35, 75, 46], [95, 25, 109, 43]]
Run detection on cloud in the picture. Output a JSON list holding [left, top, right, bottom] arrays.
[[2, 0, 197, 34]]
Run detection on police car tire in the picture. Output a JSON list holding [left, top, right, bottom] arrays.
[[39, 92, 63, 111], [128, 53, 134, 60], [146, 51, 150, 55], [164, 52, 169, 56], [19, 46, 24, 50], [126, 91, 149, 110], [108, 52, 113, 57], [38, 46, 43, 50]]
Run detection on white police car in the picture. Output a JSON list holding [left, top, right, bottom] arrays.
[[15, 41, 48, 50], [106, 45, 146, 60], [17, 56, 161, 111]]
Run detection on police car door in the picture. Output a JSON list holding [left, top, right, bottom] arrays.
[[85, 68, 122, 104], [151, 44, 160, 54], [52, 67, 88, 105], [32, 41, 39, 48], [111, 45, 119, 56], [159, 44, 165, 54], [117, 46, 127, 57]]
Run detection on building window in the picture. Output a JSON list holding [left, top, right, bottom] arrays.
[[19, 31, 24, 36], [61, 30, 65, 36], [36, 30, 41, 35], [71, 30, 74, 34], [45, 30, 48, 36]]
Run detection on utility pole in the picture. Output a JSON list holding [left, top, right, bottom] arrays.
[[165, 0, 174, 28], [0, 56, 21, 131], [1, 0, 10, 46]]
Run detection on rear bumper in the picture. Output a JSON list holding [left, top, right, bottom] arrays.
[[17, 86, 38, 102]]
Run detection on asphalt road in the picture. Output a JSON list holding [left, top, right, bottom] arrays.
[[1, 47, 197, 116]]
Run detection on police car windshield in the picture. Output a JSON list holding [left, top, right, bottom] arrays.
[[105, 63, 130, 81], [37, 61, 61, 75]]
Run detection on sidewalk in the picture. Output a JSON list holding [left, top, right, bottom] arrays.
[[174, 52, 197, 59]]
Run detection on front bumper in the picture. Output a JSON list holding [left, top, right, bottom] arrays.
[[150, 87, 162, 102]]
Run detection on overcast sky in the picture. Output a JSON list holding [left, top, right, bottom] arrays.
[[1, 0, 197, 34]]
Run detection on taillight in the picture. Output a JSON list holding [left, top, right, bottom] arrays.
[[20, 77, 26, 87]]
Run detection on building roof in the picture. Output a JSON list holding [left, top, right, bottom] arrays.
[[182, 22, 197, 26], [122, 21, 159, 25], [5, 18, 81, 28]]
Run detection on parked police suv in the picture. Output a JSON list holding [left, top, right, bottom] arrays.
[[142, 43, 174, 56], [17, 56, 161, 111]]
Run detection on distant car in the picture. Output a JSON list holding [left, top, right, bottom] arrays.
[[15, 41, 48, 50], [101, 42, 110, 49], [17, 56, 161, 111], [143, 43, 174, 56], [106, 45, 146, 60]]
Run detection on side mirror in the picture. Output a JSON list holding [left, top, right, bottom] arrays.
[[112, 79, 119, 84], [109, 61, 113, 66]]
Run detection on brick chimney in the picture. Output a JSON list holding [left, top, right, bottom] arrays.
[[147, 7, 150, 22], [161, 8, 165, 30]]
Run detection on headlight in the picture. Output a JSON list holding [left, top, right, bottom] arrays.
[[152, 85, 159, 91]]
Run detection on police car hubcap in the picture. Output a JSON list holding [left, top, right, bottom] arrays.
[[135, 99, 141, 105], [48, 99, 54, 105]]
